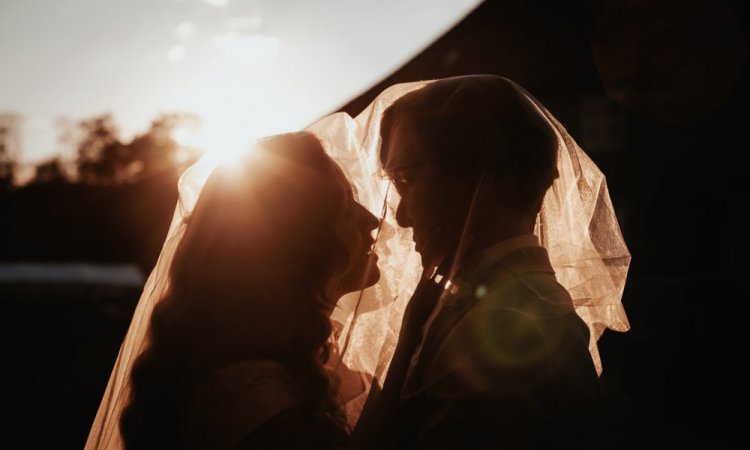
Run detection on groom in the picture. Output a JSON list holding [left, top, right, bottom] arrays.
[[349, 75, 603, 450]]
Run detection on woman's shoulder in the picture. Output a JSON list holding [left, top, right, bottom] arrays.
[[185, 359, 299, 450]]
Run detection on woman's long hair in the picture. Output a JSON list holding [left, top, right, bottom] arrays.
[[120, 132, 350, 449]]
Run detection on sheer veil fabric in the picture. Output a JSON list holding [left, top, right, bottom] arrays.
[[85, 77, 630, 449]]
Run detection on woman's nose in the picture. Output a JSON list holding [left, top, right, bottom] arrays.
[[357, 203, 379, 231]]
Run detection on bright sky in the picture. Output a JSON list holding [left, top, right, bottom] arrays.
[[0, 0, 481, 165]]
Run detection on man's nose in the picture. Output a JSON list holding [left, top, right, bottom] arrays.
[[395, 201, 412, 228]]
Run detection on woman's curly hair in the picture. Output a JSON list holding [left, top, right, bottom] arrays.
[[120, 132, 350, 449]]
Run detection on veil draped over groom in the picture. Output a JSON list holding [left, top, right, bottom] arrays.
[[86, 78, 630, 449]]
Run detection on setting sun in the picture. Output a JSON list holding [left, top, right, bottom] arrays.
[[168, 71, 308, 165]]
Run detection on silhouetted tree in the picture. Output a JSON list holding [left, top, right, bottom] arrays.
[[75, 114, 122, 184], [127, 112, 201, 177], [72, 112, 200, 185], [0, 113, 22, 191], [32, 158, 70, 184]]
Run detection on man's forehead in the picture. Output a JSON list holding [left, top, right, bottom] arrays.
[[382, 122, 430, 171]]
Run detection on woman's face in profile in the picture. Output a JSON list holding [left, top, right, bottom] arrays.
[[326, 168, 381, 302]]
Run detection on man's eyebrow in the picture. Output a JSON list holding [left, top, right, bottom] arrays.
[[387, 161, 427, 173]]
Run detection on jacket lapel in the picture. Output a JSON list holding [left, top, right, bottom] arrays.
[[401, 246, 556, 398]]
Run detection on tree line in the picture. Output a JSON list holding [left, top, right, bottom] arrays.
[[0, 112, 201, 189]]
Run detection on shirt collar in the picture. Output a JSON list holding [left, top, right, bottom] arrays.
[[456, 234, 541, 279], [477, 234, 540, 266], [438, 235, 543, 305]]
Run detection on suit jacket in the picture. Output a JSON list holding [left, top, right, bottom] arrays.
[[397, 237, 603, 450]]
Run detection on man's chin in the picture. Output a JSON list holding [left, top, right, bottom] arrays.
[[418, 247, 454, 279]]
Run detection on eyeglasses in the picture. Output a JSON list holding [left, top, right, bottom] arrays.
[[379, 160, 433, 190]]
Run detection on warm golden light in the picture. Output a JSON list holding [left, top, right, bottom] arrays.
[[169, 69, 307, 166], [172, 124, 255, 167], [163, 25, 308, 168]]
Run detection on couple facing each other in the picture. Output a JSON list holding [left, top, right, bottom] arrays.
[[87, 75, 630, 450]]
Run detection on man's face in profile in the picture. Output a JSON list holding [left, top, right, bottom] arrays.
[[383, 122, 473, 272]]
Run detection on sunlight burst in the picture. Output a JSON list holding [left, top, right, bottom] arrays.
[[171, 122, 255, 166]]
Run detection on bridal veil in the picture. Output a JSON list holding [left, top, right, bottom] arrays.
[[85, 76, 630, 448]]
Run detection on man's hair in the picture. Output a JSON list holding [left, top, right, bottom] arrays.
[[380, 75, 559, 214]]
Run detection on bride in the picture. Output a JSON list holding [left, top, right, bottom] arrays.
[[118, 132, 379, 450]]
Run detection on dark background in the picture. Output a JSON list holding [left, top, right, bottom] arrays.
[[1, 0, 747, 448], [341, 2, 749, 447]]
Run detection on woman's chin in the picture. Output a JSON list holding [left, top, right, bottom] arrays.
[[364, 252, 381, 286], [340, 254, 380, 294], [363, 263, 381, 289]]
